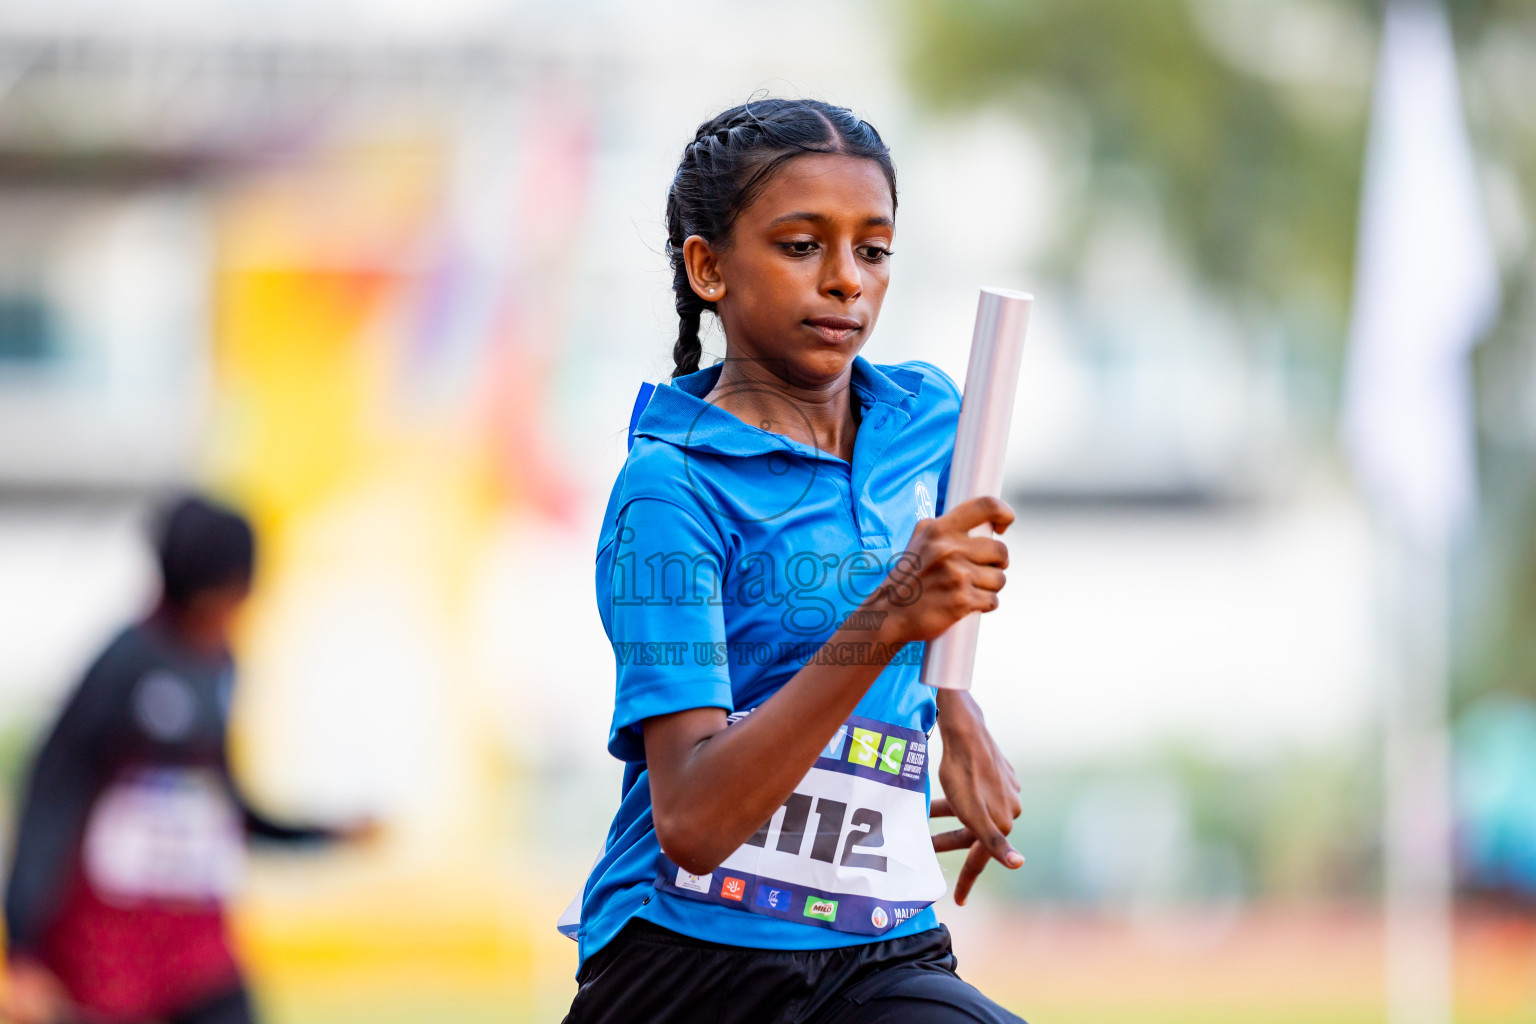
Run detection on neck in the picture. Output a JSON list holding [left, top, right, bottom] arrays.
[[149, 601, 227, 659], [708, 352, 861, 461]]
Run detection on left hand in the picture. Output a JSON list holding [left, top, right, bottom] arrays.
[[931, 690, 1023, 905], [1, 957, 73, 1024]]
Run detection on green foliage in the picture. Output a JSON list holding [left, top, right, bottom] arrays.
[[902, 0, 1372, 359]]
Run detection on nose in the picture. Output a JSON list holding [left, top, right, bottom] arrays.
[[822, 242, 862, 303]]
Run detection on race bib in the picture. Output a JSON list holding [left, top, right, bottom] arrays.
[[656, 714, 946, 936], [82, 767, 244, 905]]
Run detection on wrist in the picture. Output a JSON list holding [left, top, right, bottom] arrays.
[[936, 689, 985, 740], [860, 589, 914, 648]]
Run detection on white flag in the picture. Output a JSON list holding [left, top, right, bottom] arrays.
[[1341, 0, 1500, 548]]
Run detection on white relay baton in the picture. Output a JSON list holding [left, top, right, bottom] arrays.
[[920, 287, 1033, 691]]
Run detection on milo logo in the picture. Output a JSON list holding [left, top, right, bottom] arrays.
[[803, 897, 838, 922]]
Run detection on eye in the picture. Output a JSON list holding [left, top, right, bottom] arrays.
[[859, 246, 894, 263], [780, 240, 819, 257]]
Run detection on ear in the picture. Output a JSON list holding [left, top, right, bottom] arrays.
[[682, 235, 725, 302]]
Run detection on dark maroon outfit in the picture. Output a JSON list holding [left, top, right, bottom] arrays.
[[4, 619, 333, 1024]]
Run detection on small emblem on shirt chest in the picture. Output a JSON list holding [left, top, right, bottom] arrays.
[[914, 480, 935, 520]]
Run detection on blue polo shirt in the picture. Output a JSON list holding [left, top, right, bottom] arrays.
[[576, 354, 960, 970]]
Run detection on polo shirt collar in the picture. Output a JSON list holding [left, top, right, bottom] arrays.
[[633, 354, 920, 459]]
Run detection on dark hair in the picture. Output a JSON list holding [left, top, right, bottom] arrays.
[[665, 98, 898, 379], [154, 494, 256, 608]]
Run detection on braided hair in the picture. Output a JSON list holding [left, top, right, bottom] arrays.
[[665, 98, 897, 379]]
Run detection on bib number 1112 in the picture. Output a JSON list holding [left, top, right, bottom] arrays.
[[743, 792, 887, 873]]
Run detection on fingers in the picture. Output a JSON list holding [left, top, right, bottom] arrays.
[[970, 566, 1007, 594], [953, 841, 992, 905], [970, 588, 1001, 614], [985, 825, 1025, 869], [935, 798, 1025, 905], [959, 534, 1008, 602], [959, 535, 1009, 568], [930, 826, 976, 853], [929, 797, 954, 819], [952, 832, 1026, 906], [946, 496, 1015, 536], [950, 796, 1024, 870]]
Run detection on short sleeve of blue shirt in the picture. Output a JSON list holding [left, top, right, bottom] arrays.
[[602, 496, 734, 762]]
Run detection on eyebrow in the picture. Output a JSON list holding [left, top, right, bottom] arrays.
[[767, 211, 894, 229]]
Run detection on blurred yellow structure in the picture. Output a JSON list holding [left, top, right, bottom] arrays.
[[203, 135, 589, 1020]]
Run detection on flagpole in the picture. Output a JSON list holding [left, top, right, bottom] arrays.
[[1339, 2, 1500, 1021], [1380, 533, 1455, 1024]]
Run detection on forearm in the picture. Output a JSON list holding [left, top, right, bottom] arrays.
[[5, 747, 101, 955], [652, 598, 908, 873], [241, 804, 337, 844]]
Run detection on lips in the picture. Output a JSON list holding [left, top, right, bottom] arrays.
[[804, 316, 863, 344]]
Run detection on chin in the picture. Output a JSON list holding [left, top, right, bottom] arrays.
[[789, 347, 856, 383]]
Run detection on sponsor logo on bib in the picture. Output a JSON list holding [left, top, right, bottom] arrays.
[[721, 877, 746, 902], [871, 906, 889, 929], [756, 886, 793, 911], [804, 897, 838, 922], [675, 868, 712, 894], [849, 728, 883, 768]]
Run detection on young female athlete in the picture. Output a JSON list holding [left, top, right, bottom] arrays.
[[565, 98, 1027, 1024]]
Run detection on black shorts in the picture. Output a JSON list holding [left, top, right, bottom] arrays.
[[563, 918, 1026, 1024]]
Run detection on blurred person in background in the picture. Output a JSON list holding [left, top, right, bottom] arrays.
[[0, 495, 370, 1024]]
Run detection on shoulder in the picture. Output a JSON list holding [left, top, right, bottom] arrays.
[[54, 625, 153, 724], [84, 624, 155, 685], [616, 438, 712, 517], [622, 432, 693, 486], [882, 360, 961, 410], [597, 438, 723, 554]]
